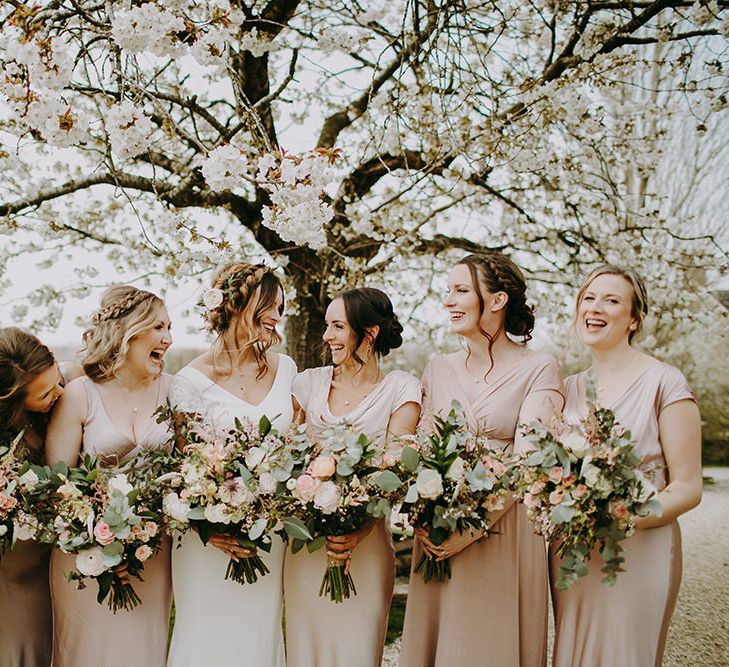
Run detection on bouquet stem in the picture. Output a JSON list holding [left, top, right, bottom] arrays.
[[319, 556, 356, 603], [104, 579, 142, 614], [415, 553, 451, 583], [225, 554, 270, 585]]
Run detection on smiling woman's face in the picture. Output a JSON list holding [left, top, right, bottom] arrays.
[[22, 364, 64, 413]]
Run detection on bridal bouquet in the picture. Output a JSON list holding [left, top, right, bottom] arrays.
[[160, 411, 305, 585], [513, 403, 662, 590], [32, 455, 167, 612], [285, 424, 404, 603], [0, 432, 31, 557], [395, 406, 513, 583]]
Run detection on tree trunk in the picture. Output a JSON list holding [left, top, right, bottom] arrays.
[[284, 249, 329, 370]]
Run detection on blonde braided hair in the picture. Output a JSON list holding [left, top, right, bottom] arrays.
[[206, 262, 284, 380], [81, 286, 165, 381]]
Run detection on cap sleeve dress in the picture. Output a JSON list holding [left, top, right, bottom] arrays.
[[49, 375, 174, 667], [399, 350, 565, 667], [551, 361, 696, 667], [284, 366, 421, 667]]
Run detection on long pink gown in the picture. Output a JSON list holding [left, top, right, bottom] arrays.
[[399, 350, 564, 667], [0, 445, 52, 667], [550, 361, 696, 667], [49, 376, 173, 667], [0, 364, 72, 667], [284, 366, 421, 667]]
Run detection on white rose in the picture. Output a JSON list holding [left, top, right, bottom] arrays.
[[258, 472, 277, 495], [563, 433, 590, 455], [13, 518, 37, 541], [415, 469, 444, 500], [76, 547, 107, 577], [202, 288, 224, 310], [0, 525, 7, 537], [244, 447, 266, 470], [204, 504, 231, 524], [107, 474, 134, 497], [313, 481, 340, 514], [163, 492, 191, 523], [17, 469, 39, 490], [446, 457, 466, 482]]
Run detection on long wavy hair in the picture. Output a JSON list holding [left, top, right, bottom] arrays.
[[0, 327, 56, 438], [204, 263, 284, 380]]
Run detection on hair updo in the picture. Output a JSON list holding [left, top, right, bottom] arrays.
[[333, 287, 404, 367], [205, 262, 284, 379], [458, 253, 535, 341], [81, 286, 165, 381], [0, 327, 56, 436], [575, 264, 649, 343]]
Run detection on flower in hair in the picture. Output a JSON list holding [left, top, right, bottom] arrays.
[[202, 288, 225, 310]]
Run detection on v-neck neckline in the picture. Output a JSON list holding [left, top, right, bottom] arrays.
[[186, 355, 282, 408], [576, 360, 660, 417], [325, 366, 389, 418], [91, 378, 163, 446]]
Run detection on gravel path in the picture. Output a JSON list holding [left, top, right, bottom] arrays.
[[383, 469, 729, 666]]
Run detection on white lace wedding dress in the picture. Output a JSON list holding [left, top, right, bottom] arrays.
[[166, 355, 297, 667]]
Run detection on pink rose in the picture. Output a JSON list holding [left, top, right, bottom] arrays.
[[609, 499, 630, 520], [529, 479, 546, 495], [523, 492, 538, 508], [548, 466, 563, 483], [93, 521, 115, 546], [308, 456, 336, 479], [145, 522, 158, 537], [135, 545, 153, 562], [549, 490, 564, 505], [562, 474, 576, 487], [295, 474, 321, 502], [572, 484, 588, 498]]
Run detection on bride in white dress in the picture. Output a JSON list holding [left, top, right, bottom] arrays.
[[167, 263, 296, 667]]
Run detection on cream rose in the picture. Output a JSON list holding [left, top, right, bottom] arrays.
[[204, 503, 231, 524], [163, 492, 191, 523], [218, 478, 253, 507], [202, 288, 224, 309], [313, 481, 340, 514], [295, 474, 321, 502], [258, 472, 278, 495], [308, 456, 337, 479], [415, 469, 444, 500]]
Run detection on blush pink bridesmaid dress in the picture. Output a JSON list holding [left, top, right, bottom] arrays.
[[49, 376, 173, 667], [550, 361, 696, 667], [399, 350, 564, 667]]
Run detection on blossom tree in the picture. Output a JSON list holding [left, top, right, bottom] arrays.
[[0, 0, 727, 367]]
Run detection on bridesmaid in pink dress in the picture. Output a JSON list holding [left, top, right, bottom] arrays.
[[550, 265, 702, 667], [46, 287, 174, 667], [399, 253, 564, 667], [284, 287, 421, 667], [0, 328, 82, 667]]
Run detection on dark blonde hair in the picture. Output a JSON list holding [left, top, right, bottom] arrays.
[[205, 263, 284, 380], [575, 264, 649, 343], [0, 327, 56, 436], [81, 286, 165, 381], [457, 253, 535, 375]]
